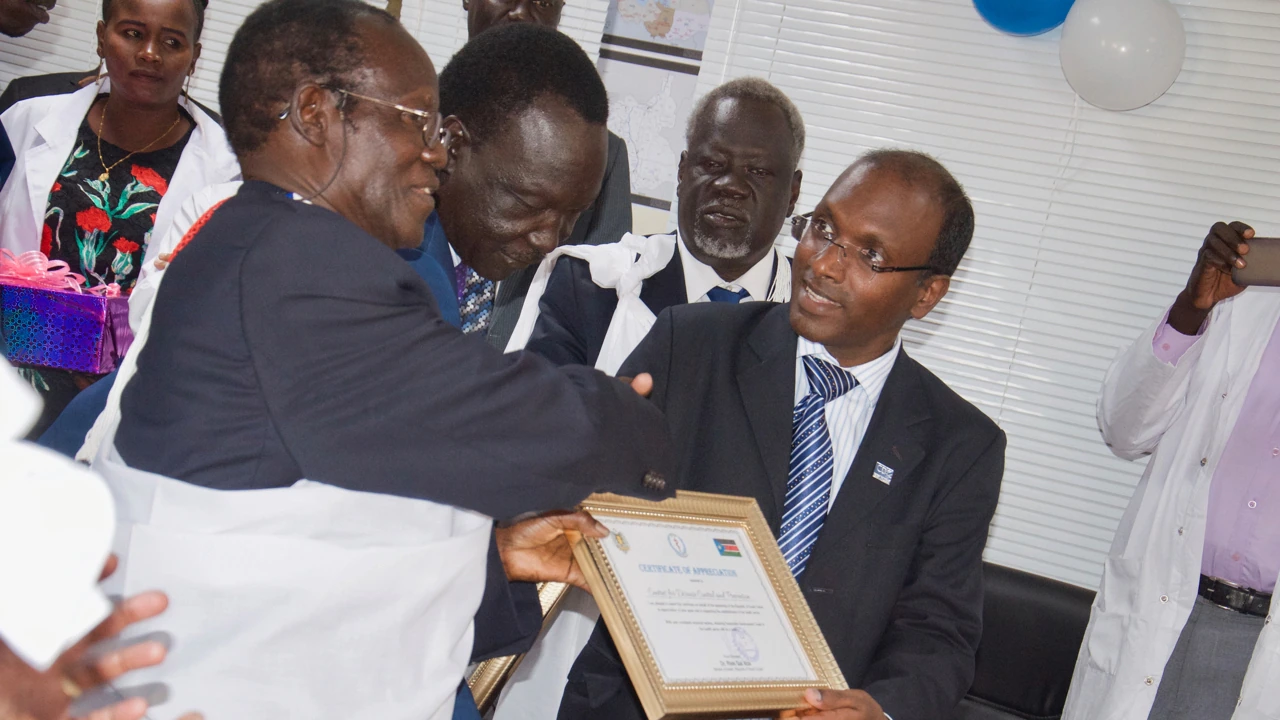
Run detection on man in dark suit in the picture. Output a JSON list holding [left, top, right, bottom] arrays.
[[558, 150, 1006, 720], [407, 0, 633, 350], [398, 23, 621, 344], [108, 2, 672, 713], [524, 76, 804, 367]]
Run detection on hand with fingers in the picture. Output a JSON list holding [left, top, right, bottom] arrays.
[[0, 557, 201, 720], [618, 373, 653, 398], [780, 689, 888, 720], [1168, 221, 1254, 335], [0, 0, 54, 38], [494, 510, 611, 591]]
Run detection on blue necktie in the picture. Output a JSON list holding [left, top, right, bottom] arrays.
[[779, 356, 858, 576], [706, 286, 750, 303], [456, 263, 495, 335]]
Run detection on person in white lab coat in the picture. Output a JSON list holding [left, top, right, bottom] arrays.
[[0, 0, 238, 433], [1065, 221, 1280, 720]]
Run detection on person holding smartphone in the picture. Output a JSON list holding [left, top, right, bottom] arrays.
[[1065, 221, 1280, 720]]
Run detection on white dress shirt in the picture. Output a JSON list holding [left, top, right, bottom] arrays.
[[794, 336, 901, 507], [676, 232, 776, 303]]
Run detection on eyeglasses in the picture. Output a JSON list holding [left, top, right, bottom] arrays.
[[790, 211, 934, 275], [328, 87, 447, 150], [275, 86, 448, 150]]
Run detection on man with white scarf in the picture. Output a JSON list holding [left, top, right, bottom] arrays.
[[493, 77, 803, 720], [508, 76, 804, 375]]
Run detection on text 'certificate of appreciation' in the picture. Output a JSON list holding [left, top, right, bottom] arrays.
[[599, 516, 814, 683]]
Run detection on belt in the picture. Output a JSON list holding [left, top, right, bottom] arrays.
[[1198, 575, 1272, 617]]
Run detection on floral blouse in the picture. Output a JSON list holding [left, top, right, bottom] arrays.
[[41, 104, 193, 293]]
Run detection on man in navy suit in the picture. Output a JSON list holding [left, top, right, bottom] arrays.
[[402, 16, 632, 349], [523, 77, 804, 367], [558, 150, 1006, 720], [109, 2, 673, 713]]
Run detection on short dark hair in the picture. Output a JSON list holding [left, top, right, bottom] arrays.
[[688, 77, 804, 167], [439, 23, 607, 144], [103, 0, 208, 42], [857, 149, 974, 276], [219, 0, 396, 155]]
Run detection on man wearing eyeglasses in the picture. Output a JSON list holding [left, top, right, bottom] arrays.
[[556, 149, 1006, 720], [511, 76, 802, 371], [99, 2, 674, 718]]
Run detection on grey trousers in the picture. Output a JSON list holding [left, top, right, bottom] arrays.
[[1147, 595, 1266, 720]]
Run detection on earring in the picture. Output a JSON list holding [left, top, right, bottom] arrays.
[[95, 58, 106, 90]]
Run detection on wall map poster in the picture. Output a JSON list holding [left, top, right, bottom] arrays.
[[598, 0, 716, 212]]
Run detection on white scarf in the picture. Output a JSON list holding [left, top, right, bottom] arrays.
[[506, 233, 792, 374]]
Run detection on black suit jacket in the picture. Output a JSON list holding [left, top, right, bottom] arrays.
[[559, 303, 1005, 720], [524, 243, 687, 367], [115, 181, 676, 663], [485, 131, 632, 350]]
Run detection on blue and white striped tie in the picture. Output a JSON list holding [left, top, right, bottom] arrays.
[[779, 356, 858, 577]]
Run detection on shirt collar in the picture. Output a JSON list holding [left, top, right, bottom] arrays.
[[796, 335, 901, 403], [675, 231, 775, 303]]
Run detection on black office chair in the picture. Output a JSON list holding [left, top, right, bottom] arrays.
[[954, 563, 1096, 720]]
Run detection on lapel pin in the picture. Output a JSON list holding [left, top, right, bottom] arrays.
[[873, 462, 894, 485]]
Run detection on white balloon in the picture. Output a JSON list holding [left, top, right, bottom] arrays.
[[1060, 0, 1187, 111]]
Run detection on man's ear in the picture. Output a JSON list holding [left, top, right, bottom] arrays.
[[442, 115, 472, 159], [95, 20, 106, 59], [189, 42, 202, 76], [290, 84, 339, 148], [911, 274, 951, 320], [787, 169, 803, 216]]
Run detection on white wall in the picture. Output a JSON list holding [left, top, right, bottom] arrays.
[[697, 0, 1280, 588], [0, 0, 608, 111]]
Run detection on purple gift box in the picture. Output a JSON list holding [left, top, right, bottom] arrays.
[[2, 283, 134, 374]]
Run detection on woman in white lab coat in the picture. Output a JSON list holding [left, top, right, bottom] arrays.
[[0, 0, 239, 433]]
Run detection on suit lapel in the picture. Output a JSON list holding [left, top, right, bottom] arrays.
[[640, 248, 687, 315], [736, 305, 799, 529], [811, 351, 930, 555]]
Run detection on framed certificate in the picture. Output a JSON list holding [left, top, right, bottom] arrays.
[[572, 490, 847, 720]]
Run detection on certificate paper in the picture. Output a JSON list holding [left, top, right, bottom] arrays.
[[572, 491, 846, 720], [598, 516, 816, 684]]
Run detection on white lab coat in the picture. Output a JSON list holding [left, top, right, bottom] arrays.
[[0, 78, 240, 263], [1064, 287, 1280, 720]]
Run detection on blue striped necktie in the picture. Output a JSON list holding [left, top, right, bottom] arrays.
[[779, 356, 858, 577]]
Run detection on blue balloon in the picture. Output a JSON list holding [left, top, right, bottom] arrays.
[[974, 0, 1076, 36]]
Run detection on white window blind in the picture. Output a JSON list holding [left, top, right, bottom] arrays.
[[697, 0, 1280, 589], [0, 0, 609, 113]]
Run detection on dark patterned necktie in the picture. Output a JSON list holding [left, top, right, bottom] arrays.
[[706, 286, 751, 303], [456, 263, 495, 335]]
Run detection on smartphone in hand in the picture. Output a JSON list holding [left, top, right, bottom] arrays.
[[1233, 238, 1280, 287]]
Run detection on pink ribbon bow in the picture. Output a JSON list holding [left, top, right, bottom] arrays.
[[0, 249, 121, 297]]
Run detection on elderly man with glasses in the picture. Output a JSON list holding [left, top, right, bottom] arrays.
[[555, 149, 1006, 720], [87, 1, 675, 718]]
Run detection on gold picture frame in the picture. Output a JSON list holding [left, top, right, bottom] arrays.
[[571, 490, 847, 720], [467, 581, 571, 713]]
